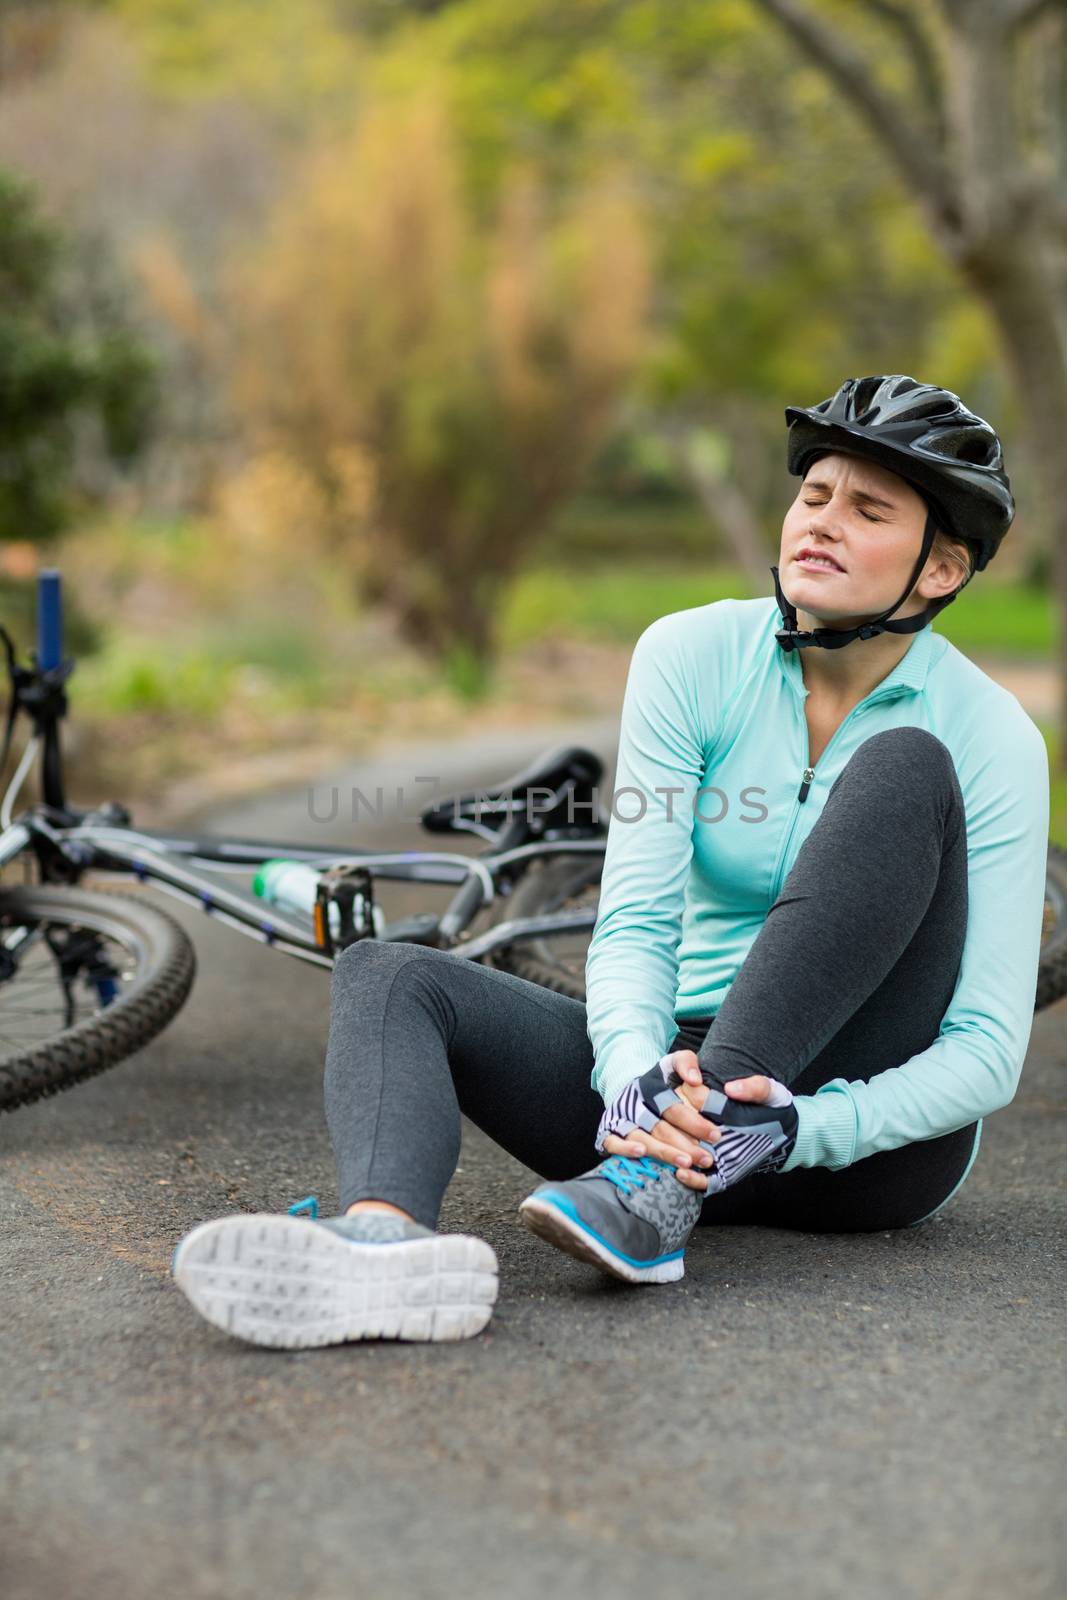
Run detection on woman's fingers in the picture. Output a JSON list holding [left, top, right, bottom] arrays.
[[658, 1061, 719, 1140], [672, 1165, 709, 1193], [601, 1132, 716, 1184], [724, 1075, 773, 1102], [600, 1133, 648, 1160], [663, 1048, 703, 1088], [603, 1127, 710, 1172], [646, 1119, 717, 1171], [642, 1130, 704, 1169], [677, 1079, 711, 1113], [661, 1098, 720, 1143]]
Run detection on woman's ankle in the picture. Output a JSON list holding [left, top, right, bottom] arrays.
[[345, 1199, 415, 1222]]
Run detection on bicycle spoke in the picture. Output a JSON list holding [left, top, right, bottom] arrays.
[[0, 918, 137, 1063]]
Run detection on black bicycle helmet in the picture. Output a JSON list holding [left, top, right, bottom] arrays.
[[771, 374, 1014, 653]]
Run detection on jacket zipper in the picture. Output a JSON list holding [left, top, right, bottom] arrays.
[[795, 691, 895, 803], [772, 689, 902, 902]]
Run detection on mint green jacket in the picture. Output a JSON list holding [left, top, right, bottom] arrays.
[[584, 596, 1050, 1174]]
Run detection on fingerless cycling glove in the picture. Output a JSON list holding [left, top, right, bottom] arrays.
[[595, 1056, 798, 1193], [594, 1053, 687, 1152], [697, 1079, 798, 1192]]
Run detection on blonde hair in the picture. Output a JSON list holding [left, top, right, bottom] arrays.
[[930, 527, 975, 592]]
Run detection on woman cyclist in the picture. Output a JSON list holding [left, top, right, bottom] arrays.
[[173, 374, 1050, 1346]]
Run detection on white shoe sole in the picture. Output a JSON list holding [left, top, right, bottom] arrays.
[[172, 1215, 499, 1348], [518, 1197, 685, 1285]]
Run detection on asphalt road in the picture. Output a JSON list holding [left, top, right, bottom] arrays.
[[2, 719, 1065, 1600]]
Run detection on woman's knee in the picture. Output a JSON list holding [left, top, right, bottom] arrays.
[[847, 726, 957, 784], [330, 937, 427, 1001], [330, 940, 476, 1032], [832, 726, 965, 826]]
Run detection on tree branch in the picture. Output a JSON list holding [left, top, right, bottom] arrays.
[[751, 0, 961, 239], [1000, 0, 1067, 32], [1017, 1, 1067, 201], [865, 0, 948, 146]]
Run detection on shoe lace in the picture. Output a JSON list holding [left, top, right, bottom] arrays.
[[600, 1155, 667, 1195]]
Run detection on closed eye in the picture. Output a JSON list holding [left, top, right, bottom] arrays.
[[802, 497, 881, 523]]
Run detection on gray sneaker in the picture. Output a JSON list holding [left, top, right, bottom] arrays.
[[518, 1155, 702, 1284], [172, 1208, 498, 1348]]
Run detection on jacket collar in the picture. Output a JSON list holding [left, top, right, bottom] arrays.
[[771, 597, 935, 703]]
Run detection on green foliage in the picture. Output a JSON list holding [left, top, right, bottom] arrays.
[[502, 562, 756, 646], [75, 619, 333, 717], [0, 169, 157, 542], [77, 639, 228, 716], [112, 0, 367, 116], [442, 639, 491, 701], [92, 332, 158, 463], [931, 580, 1052, 658]]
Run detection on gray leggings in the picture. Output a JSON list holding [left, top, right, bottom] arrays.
[[324, 727, 978, 1234]]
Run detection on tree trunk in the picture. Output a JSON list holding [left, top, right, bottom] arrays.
[[754, 0, 1067, 762], [390, 576, 498, 699], [668, 423, 771, 594], [962, 236, 1067, 747]]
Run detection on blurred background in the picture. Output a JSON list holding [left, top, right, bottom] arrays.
[[0, 0, 1062, 829]]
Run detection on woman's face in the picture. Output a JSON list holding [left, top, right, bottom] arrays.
[[779, 451, 941, 626]]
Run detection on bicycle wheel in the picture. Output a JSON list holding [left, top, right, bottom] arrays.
[[488, 856, 601, 1000], [0, 885, 196, 1112], [492, 848, 1067, 1015]]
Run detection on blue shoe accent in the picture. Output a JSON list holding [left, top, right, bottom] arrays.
[[597, 1154, 671, 1196], [534, 1189, 685, 1270], [520, 1153, 701, 1283]]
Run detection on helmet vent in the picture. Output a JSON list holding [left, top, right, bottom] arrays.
[[956, 438, 998, 465], [852, 376, 883, 415], [907, 396, 958, 421]]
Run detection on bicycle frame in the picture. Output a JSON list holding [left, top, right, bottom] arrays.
[[0, 573, 607, 971]]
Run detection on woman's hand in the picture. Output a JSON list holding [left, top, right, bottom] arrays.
[[599, 1049, 722, 1182], [601, 1059, 794, 1194]]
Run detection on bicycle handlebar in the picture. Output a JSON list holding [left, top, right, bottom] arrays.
[[37, 570, 63, 672]]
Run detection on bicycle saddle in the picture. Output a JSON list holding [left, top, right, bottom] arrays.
[[419, 745, 604, 835]]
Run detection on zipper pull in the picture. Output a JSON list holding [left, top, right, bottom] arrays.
[[798, 766, 815, 804]]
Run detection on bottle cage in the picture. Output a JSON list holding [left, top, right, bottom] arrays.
[[313, 864, 377, 956]]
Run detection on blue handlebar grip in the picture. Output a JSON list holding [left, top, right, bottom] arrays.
[[37, 570, 62, 671]]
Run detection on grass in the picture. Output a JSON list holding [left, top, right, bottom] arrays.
[[73, 626, 334, 718], [500, 563, 751, 646], [1035, 722, 1067, 846], [928, 580, 1052, 657], [502, 560, 1054, 656]]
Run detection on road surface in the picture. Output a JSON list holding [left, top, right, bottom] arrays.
[[2, 719, 1064, 1599]]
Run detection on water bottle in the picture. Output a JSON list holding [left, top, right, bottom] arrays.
[[254, 856, 383, 939], [253, 860, 341, 939]]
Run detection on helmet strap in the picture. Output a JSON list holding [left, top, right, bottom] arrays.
[[772, 508, 963, 653]]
